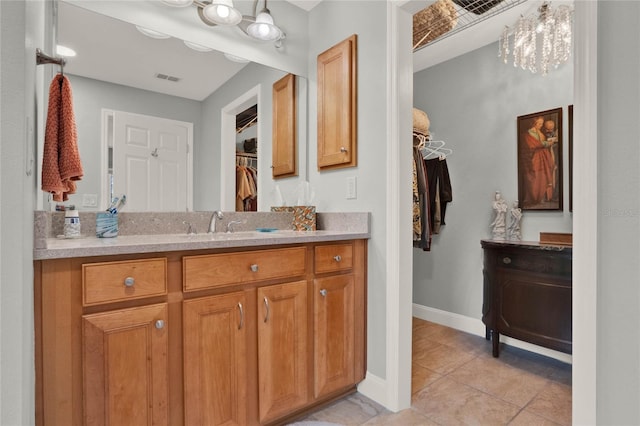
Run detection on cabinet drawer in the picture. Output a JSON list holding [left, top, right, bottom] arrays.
[[183, 247, 306, 292], [82, 258, 167, 306], [314, 243, 353, 274], [496, 251, 571, 278]]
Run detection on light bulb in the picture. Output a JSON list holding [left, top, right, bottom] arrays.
[[216, 5, 230, 18]]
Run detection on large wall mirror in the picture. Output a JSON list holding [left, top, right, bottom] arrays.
[[42, 0, 308, 212]]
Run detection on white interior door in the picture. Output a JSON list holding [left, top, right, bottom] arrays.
[[112, 111, 192, 211]]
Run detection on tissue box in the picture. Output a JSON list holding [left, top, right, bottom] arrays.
[[96, 212, 118, 238], [271, 206, 316, 231]]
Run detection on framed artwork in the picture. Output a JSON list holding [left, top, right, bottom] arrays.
[[568, 105, 573, 212], [517, 107, 563, 211]]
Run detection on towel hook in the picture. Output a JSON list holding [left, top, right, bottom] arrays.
[[36, 48, 66, 76]]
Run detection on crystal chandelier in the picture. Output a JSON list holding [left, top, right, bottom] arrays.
[[499, 2, 573, 75]]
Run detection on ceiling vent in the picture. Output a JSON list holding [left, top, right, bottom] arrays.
[[155, 73, 181, 82]]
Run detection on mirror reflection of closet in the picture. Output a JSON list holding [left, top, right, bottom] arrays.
[[236, 104, 258, 212]]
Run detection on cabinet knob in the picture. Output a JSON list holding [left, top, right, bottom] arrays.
[[320, 289, 327, 297], [340, 147, 348, 153], [503, 257, 512, 264], [155, 320, 165, 330], [333, 255, 342, 262], [250, 264, 259, 272], [124, 277, 135, 287]]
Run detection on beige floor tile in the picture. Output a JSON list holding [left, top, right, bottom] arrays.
[[481, 344, 571, 381], [525, 382, 572, 426], [509, 409, 563, 426], [412, 376, 520, 425], [421, 325, 492, 355], [413, 340, 476, 374], [411, 362, 442, 395], [303, 393, 386, 426], [362, 408, 439, 425], [448, 356, 550, 407]]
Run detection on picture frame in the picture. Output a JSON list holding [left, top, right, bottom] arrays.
[[517, 107, 563, 211], [568, 105, 573, 212]]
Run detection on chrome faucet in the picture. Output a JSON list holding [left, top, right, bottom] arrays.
[[226, 220, 243, 233], [208, 211, 224, 233]]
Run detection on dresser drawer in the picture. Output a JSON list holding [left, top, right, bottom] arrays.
[[495, 250, 571, 278], [82, 258, 167, 306], [183, 247, 307, 292], [314, 243, 353, 274]]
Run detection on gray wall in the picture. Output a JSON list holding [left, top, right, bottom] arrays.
[[597, 2, 640, 423], [412, 41, 573, 318], [64, 75, 203, 210], [307, 0, 389, 379], [196, 62, 289, 211]]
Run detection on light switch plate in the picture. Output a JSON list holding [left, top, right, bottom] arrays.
[[82, 194, 98, 207], [346, 176, 357, 199]]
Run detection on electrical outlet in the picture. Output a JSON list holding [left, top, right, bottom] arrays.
[[82, 194, 98, 207], [346, 176, 357, 199]]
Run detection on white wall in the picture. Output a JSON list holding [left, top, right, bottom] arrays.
[[596, 1, 640, 423], [307, 1, 390, 379], [412, 41, 573, 318]]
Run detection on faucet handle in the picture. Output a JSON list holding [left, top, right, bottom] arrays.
[[183, 221, 197, 235], [226, 220, 244, 233]]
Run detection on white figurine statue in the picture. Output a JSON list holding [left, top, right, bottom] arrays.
[[490, 191, 508, 240], [508, 201, 522, 241]]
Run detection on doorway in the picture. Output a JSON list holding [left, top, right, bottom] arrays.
[[235, 104, 258, 211], [220, 85, 261, 211]]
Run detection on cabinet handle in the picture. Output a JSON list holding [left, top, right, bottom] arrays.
[[124, 277, 135, 287], [250, 264, 259, 272], [320, 289, 327, 297], [503, 257, 512, 264], [340, 147, 348, 153], [155, 320, 165, 330], [263, 297, 270, 323], [238, 303, 244, 330]]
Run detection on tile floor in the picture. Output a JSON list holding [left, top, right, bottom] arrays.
[[295, 318, 572, 426]]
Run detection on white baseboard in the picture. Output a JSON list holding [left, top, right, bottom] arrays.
[[356, 372, 387, 407], [412, 303, 572, 364]]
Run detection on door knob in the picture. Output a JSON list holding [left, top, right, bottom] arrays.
[[155, 320, 165, 329], [320, 289, 327, 297]]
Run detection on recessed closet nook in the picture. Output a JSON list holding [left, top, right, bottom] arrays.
[[407, 0, 573, 384], [236, 104, 258, 212]]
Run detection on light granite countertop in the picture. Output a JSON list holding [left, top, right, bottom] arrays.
[[34, 211, 370, 260]]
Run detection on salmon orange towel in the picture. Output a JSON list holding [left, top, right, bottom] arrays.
[[42, 73, 83, 202]]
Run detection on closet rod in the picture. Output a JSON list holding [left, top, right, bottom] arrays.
[[236, 152, 257, 158]]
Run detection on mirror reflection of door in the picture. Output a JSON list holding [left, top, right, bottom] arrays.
[[107, 110, 193, 212], [235, 104, 258, 212]]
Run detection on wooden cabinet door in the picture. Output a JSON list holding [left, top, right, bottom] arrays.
[[82, 303, 168, 426], [257, 281, 308, 423], [317, 34, 357, 170], [272, 73, 297, 178], [313, 275, 355, 398], [183, 292, 247, 426]]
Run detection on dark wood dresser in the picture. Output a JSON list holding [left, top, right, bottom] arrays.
[[481, 240, 572, 357]]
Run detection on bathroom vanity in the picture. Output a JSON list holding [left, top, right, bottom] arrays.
[[481, 239, 572, 357], [34, 213, 369, 426]]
